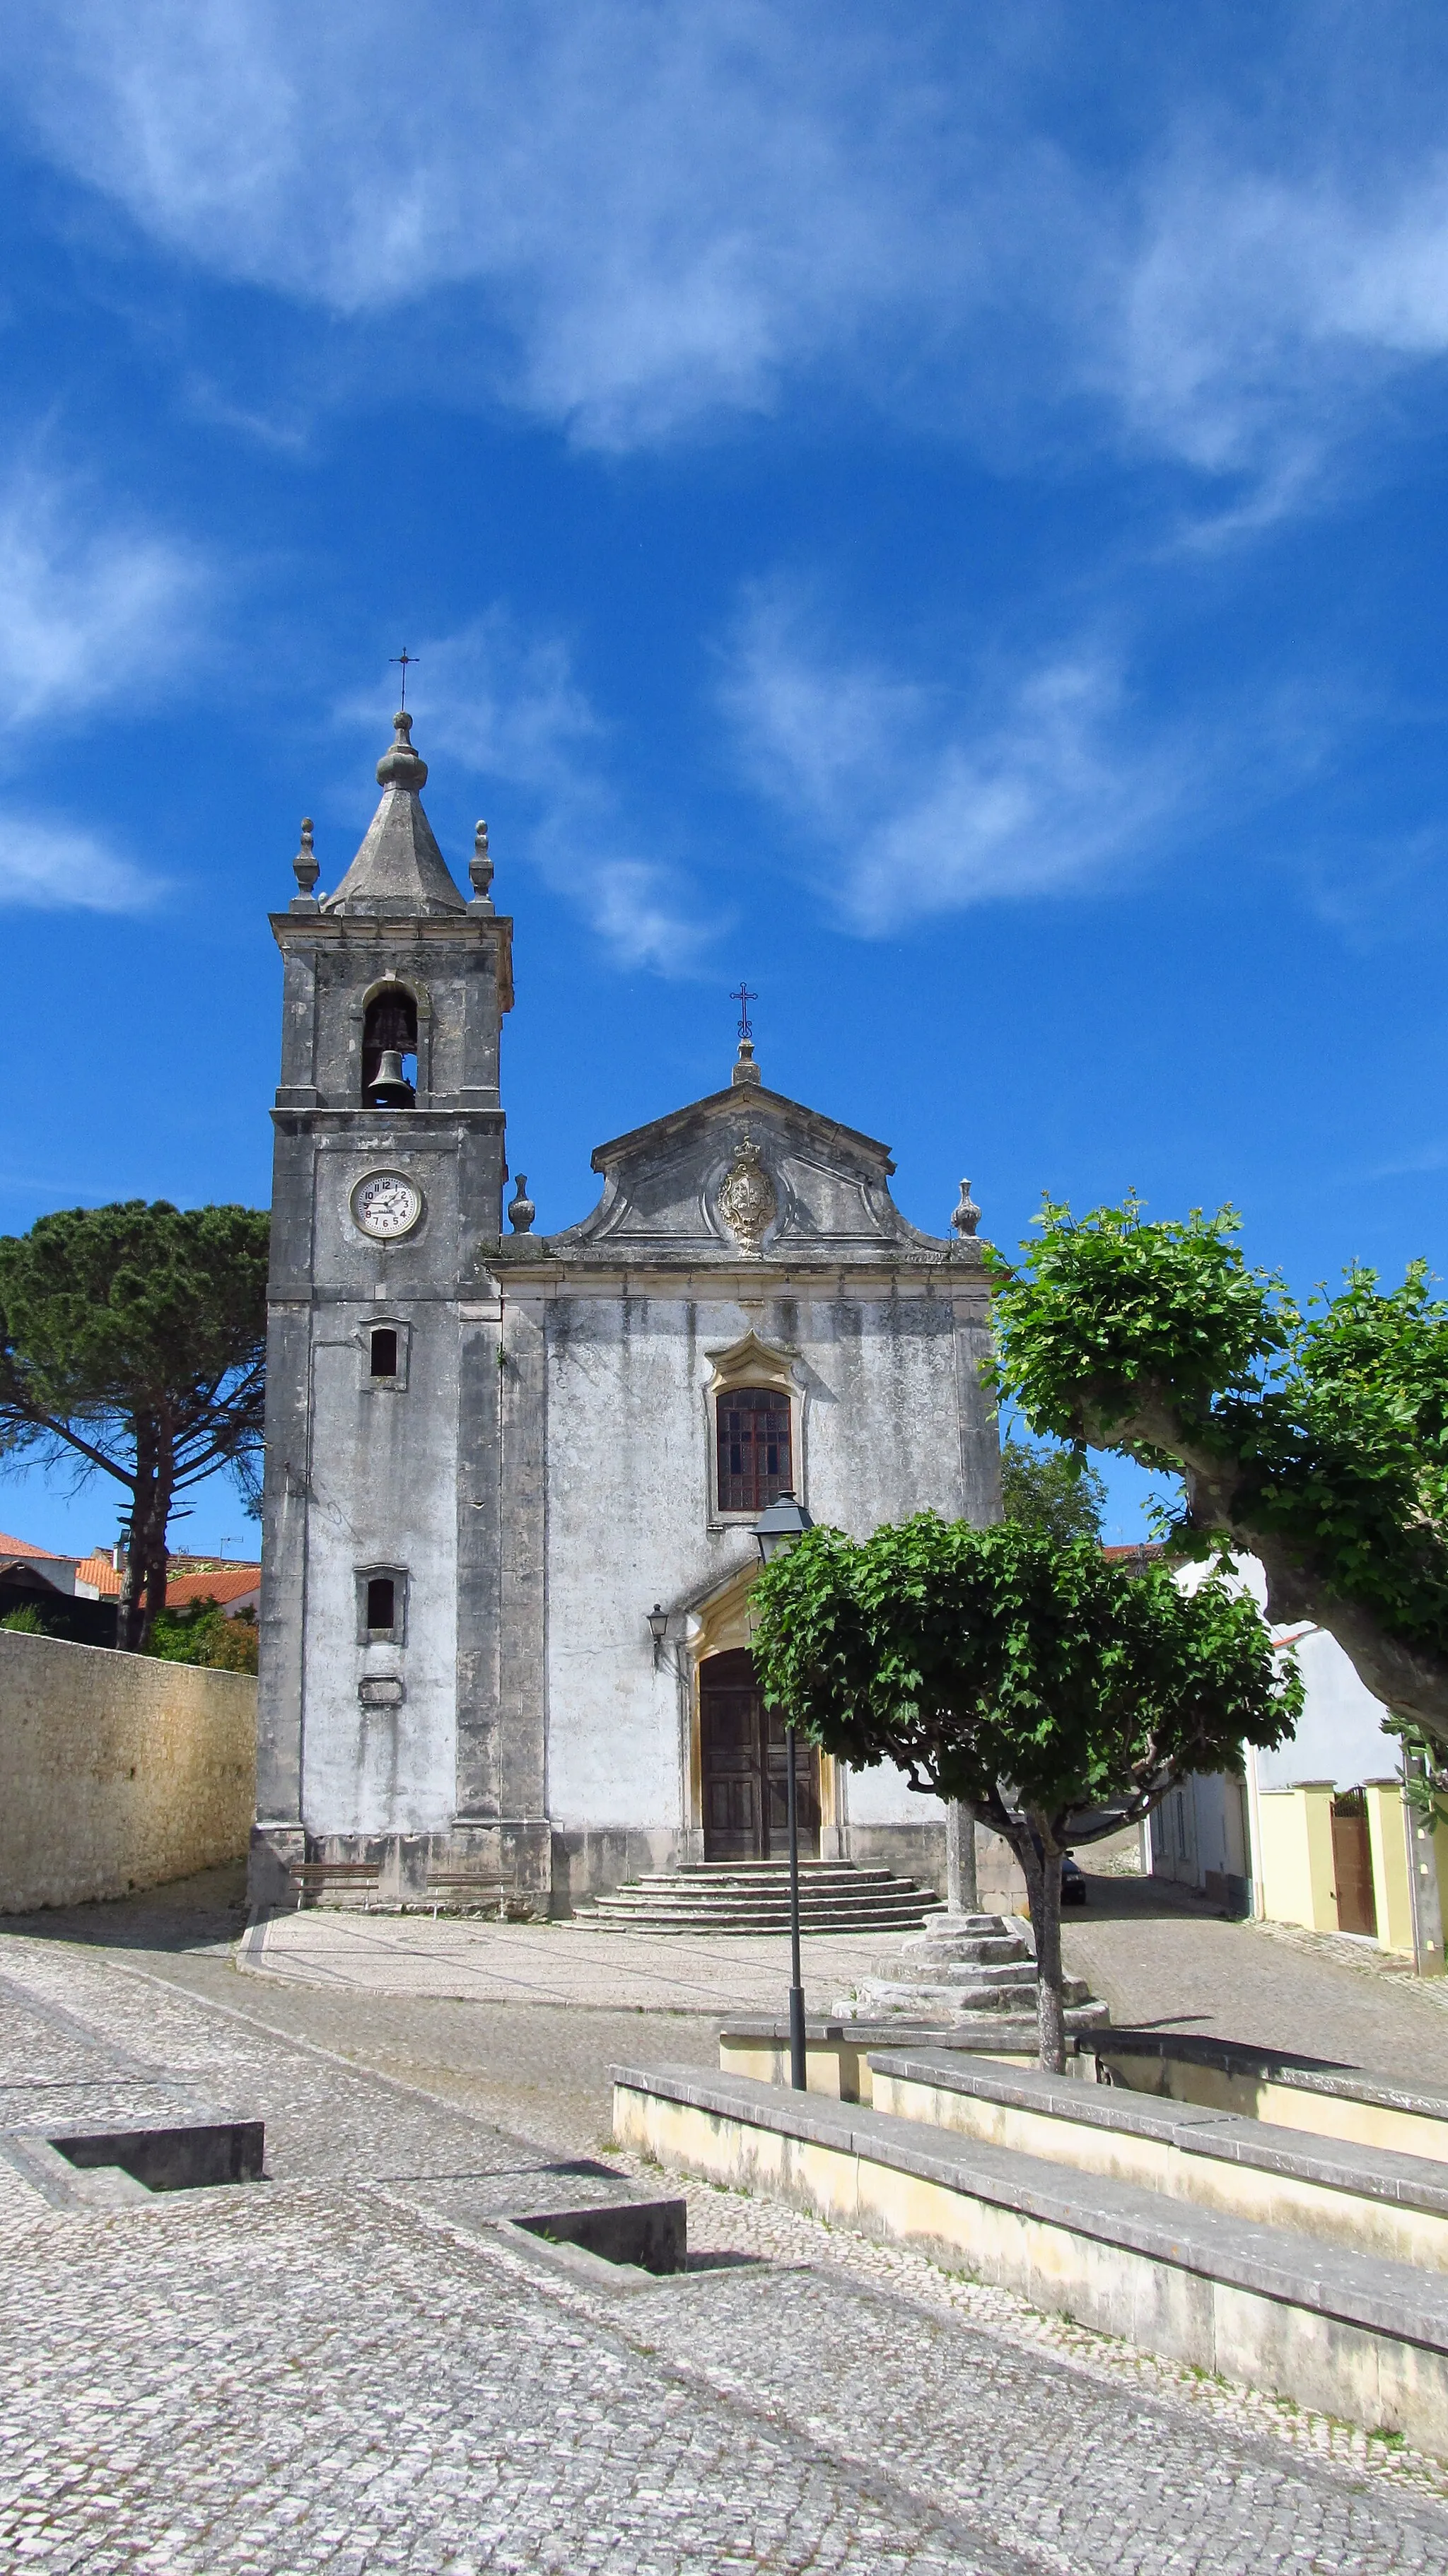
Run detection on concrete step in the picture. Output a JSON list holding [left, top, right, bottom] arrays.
[[580, 1860, 942, 1935], [870, 2046, 1448, 2276], [626, 1868, 916, 1892], [585, 1907, 939, 1935]]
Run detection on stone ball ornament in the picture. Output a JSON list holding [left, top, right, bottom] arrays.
[[716, 1135, 777, 1254], [351, 1171, 424, 1240]]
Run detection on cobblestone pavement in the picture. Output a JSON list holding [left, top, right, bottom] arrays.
[[4, 1903, 1448, 2571], [1059, 1873, 1448, 2085]]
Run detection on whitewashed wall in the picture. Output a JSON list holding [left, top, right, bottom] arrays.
[[542, 1282, 969, 1841]]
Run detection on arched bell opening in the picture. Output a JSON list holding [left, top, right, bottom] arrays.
[[362, 985, 418, 1108]]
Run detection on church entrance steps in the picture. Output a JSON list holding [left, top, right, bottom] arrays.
[[610, 2059, 1448, 2456], [580, 1859, 942, 1934]]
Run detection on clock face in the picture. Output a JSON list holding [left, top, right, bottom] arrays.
[[351, 1172, 424, 1241]]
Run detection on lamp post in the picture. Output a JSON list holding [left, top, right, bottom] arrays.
[[753, 1489, 814, 2091]]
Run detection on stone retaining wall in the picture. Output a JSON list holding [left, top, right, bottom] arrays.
[[0, 1631, 257, 1911]]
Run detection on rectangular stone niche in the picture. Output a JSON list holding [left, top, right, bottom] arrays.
[[41, 2117, 265, 2196]]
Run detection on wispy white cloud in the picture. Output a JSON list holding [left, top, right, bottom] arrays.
[[13, 2, 1448, 505], [337, 609, 718, 971], [1104, 151, 1448, 523], [0, 816, 160, 912], [0, 464, 203, 910], [0, 465, 204, 729], [719, 587, 1186, 930]]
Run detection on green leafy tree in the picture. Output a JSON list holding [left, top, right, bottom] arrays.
[[999, 1436, 1107, 1546], [751, 1514, 1298, 2070], [988, 1196, 1448, 1750], [146, 1598, 259, 1674], [0, 1203, 270, 1650]]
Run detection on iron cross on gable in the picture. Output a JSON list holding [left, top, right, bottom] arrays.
[[731, 980, 757, 1042], [390, 648, 418, 709]]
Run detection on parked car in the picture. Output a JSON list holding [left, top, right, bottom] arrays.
[[1061, 1852, 1087, 1906]]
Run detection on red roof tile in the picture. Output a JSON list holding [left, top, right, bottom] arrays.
[[72, 1556, 260, 1608], [164, 1566, 260, 1609]]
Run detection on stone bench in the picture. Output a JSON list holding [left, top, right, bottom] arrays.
[[1095, 2029, 1448, 2165], [870, 2047, 1448, 2272], [286, 1861, 382, 1909], [718, 2017, 1064, 2098]]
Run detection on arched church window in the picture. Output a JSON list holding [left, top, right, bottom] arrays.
[[369, 1328, 398, 1378], [716, 1389, 792, 1515], [366, 1576, 395, 1632], [362, 986, 418, 1106]]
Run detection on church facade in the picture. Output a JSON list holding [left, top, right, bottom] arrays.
[[250, 715, 1001, 1912]]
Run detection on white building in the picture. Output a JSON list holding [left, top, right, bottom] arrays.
[[1148, 1557, 1442, 1957], [250, 714, 1003, 1911]]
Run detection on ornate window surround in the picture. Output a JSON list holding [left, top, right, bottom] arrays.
[[701, 1328, 807, 1528]]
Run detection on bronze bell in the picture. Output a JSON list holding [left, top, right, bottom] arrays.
[[368, 1048, 415, 1108]]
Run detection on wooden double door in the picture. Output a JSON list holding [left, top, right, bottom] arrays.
[[700, 1648, 821, 1861]]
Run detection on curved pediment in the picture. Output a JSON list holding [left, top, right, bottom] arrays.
[[533, 1081, 969, 1268]]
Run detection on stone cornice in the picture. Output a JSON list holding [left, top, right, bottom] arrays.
[[481, 1243, 990, 1295], [270, 909, 515, 1010]]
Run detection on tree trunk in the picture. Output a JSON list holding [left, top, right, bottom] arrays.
[[120, 1415, 172, 1653], [1015, 1818, 1068, 2075], [1078, 1382, 1448, 1752]]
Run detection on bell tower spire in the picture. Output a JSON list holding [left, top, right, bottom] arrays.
[[252, 700, 529, 1915]]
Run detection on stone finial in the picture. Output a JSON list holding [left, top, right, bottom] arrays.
[[731, 1036, 762, 1088], [469, 819, 495, 914], [952, 1178, 981, 1239], [508, 1173, 536, 1234], [375, 709, 428, 791], [292, 816, 319, 898]]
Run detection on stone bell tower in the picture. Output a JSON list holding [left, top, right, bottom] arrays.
[[250, 710, 545, 1907]]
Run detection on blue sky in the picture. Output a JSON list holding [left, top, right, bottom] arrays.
[[2, 1, 1448, 1555]]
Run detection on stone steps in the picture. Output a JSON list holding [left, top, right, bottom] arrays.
[[831, 1909, 1104, 2027], [580, 1861, 942, 1935]]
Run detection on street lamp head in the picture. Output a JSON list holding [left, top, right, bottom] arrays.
[[753, 1489, 814, 1564], [646, 1603, 670, 1646]]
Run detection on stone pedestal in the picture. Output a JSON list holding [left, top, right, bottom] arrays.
[[833, 1911, 1108, 2039]]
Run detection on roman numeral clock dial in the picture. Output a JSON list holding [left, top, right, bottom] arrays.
[[351, 1172, 424, 1240]]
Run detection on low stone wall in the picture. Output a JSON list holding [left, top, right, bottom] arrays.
[[0, 1630, 257, 1912], [614, 2061, 1448, 2454]]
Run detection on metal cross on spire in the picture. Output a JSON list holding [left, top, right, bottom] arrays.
[[390, 648, 418, 709], [731, 980, 757, 1042]]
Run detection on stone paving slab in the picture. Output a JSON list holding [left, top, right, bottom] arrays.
[[240, 1904, 899, 2013], [6, 1907, 1448, 2570]]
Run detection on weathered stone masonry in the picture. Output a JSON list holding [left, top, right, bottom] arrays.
[[250, 716, 1000, 1911]]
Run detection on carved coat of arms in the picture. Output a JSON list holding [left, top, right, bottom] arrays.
[[717, 1137, 776, 1254]]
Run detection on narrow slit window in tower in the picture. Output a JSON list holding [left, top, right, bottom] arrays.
[[370, 1328, 399, 1378], [366, 1576, 396, 1633]]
